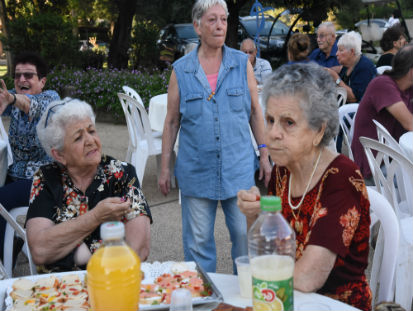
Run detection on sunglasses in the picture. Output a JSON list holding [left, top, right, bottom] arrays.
[[14, 72, 38, 80], [44, 99, 73, 128]]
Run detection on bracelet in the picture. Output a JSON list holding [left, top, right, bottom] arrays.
[[257, 144, 267, 149], [10, 94, 16, 106]]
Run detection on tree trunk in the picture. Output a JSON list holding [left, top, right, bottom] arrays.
[[226, 0, 249, 48], [0, 0, 13, 76], [108, 0, 138, 69]]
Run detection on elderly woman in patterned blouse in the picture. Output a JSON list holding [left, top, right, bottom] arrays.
[[26, 98, 151, 273], [237, 63, 372, 311]]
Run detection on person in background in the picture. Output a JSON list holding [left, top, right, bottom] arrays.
[[376, 25, 407, 67], [237, 63, 371, 311], [0, 52, 60, 262], [326, 31, 377, 103], [385, 9, 401, 28], [26, 99, 151, 272], [352, 43, 413, 182], [240, 38, 272, 85], [287, 33, 312, 64], [309, 22, 340, 70], [159, 0, 272, 273]]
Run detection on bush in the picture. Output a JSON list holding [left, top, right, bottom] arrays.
[[0, 13, 80, 69], [46, 66, 171, 121]]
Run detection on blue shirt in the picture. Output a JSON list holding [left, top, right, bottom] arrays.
[[2, 90, 60, 179], [339, 55, 377, 102], [173, 45, 257, 200], [309, 41, 339, 68]]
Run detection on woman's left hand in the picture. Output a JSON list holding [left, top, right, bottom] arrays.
[[259, 155, 272, 187], [91, 197, 132, 223]]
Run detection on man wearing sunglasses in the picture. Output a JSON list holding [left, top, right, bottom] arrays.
[[0, 52, 60, 263]]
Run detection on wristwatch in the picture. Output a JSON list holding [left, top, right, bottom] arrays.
[[335, 78, 341, 86]]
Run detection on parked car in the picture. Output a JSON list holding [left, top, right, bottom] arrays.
[[238, 15, 290, 62], [156, 23, 199, 63], [355, 18, 388, 31]]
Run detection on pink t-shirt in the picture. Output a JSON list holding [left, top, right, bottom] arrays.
[[351, 74, 413, 178], [206, 73, 218, 92]]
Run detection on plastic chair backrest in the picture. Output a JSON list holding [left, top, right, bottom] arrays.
[[376, 66, 392, 75], [336, 87, 347, 107], [0, 117, 13, 166], [360, 137, 413, 219], [122, 86, 145, 109], [367, 187, 399, 304], [0, 204, 37, 277], [338, 103, 359, 160], [373, 119, 403, 153]]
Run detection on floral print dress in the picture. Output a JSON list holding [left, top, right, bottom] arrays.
[[268, 154, 372, 311], [27, 155, 152, 273]]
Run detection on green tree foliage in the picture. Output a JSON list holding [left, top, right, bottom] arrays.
[[129, 20, 160, 68]]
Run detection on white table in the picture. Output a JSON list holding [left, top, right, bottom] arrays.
[[399, 131, 413, 161], [0, 271, 360, 311], [148, 93, 168, 132], [0, 140, 8, 187], [208, 273, 361, 311]]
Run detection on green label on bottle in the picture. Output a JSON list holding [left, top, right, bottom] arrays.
[[252, 277, 293, 311]]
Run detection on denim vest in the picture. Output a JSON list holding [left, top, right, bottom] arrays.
[[173, 45, 257, 200]]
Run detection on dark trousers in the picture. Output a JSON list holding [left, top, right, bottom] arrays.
[[0, 175, 32, 261]]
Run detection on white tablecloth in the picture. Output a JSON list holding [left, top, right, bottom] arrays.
[[148, 93, 168, 133], [399, 131, 413, 161], [0, 140, 8, 187], [208, 273, 361, 311]]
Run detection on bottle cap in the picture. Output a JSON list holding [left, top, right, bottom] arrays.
[[100, 221, 125, 241], [170, 288, 193, 311], [260, 196, 282, 212]]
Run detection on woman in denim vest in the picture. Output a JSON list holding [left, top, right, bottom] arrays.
[[159, 0, 272, 273]]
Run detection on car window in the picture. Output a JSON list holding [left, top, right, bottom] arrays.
[[241, 18, 289, 37], [176, 25, 198, 40]]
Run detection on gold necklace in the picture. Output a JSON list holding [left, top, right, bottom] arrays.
[[288, 150, 322, 212]]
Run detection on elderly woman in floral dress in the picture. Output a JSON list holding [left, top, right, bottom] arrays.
[[26, 98, 151, 273]]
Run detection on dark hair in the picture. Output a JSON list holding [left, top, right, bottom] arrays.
[[393, 9, 401, 19], [380, 25, 405, 52], [287, 33, 311, 61], [384, 43, 413, 80], [13, 52, 49, 79]]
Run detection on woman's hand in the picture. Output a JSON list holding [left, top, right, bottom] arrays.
[[91, 197, 131, 223], [158, 168, 171, 196], [237, 186, 261, 228]]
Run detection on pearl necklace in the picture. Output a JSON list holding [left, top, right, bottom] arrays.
[[288, 150, 322, 211]]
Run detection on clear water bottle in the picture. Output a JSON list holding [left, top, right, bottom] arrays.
[[87, 221, 141, 311], [248, 196, 296, 311]]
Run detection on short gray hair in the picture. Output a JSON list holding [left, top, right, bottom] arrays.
[[317, 22, 336, 35], [262, 63, 339, 147], [337, 31, 362, 56], [192, 0, 228, 25], [37, 98, 96, 156], [240, 38, 256, 50]]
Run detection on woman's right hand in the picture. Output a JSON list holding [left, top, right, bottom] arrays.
[[158, 168, 171, 196], [92, 197, 131, 223], [237, 186, 261, 218]]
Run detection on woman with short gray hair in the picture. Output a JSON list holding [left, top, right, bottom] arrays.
[[326, 31, 376, 103], [26, 98, 152, 272], [159, 0, 272, 273], [238, 63, 372, 311]]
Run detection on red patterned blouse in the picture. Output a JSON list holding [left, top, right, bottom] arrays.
[[268, 154, 372, 311]]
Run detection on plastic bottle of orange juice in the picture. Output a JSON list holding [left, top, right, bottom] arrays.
[[87, 221, 141, 310]]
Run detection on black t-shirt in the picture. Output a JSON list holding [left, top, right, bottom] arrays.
[[376, 53, 394, 67]]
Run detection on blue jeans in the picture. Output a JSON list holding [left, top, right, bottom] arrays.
[[181, 195, 248, 274]]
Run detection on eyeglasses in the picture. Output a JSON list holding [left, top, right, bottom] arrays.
[[14, 72, 38, 80], [44, 99, 73, 128]]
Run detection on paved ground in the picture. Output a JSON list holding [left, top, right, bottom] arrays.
[[6, 119, 236, 277]]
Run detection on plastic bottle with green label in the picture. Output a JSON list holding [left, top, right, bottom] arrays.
[[248, 196, 296, 311]]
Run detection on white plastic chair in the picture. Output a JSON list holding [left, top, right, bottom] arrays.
[[338, 103, 359, 160], [336, 87, 347, 107], [376, 66, 392, 75], [373, 119, 403, 153], [0, 117, 13, 167], [117, 93, 176, 187], [360, 137, 413, 310], [367, 187, 399, 305], [122, 86, 145, 109], [0, 204, 36, 278]]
